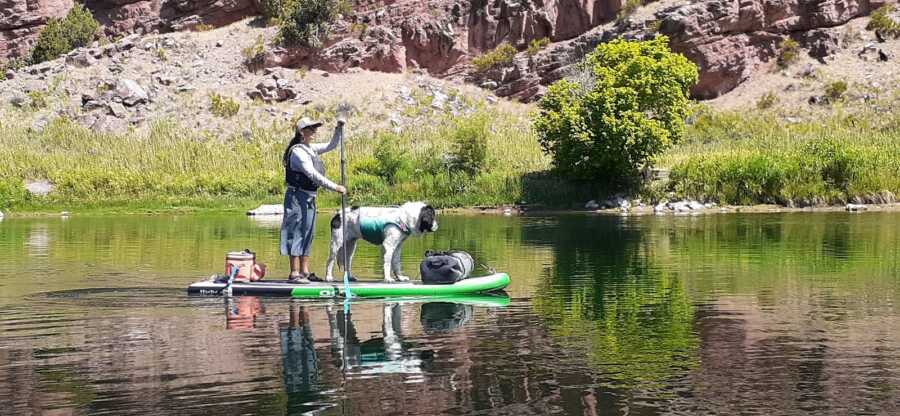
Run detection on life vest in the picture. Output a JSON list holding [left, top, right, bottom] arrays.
[[285, 144, 319, 192], [359, 216, 410, 245]]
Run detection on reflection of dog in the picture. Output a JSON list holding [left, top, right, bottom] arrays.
[[325, 202, 438, 282]]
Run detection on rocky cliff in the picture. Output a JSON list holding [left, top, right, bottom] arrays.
[[2, 0, 898, 99], [1, 0, 258, 61]]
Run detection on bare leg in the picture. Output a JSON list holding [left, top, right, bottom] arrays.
[[300, 255, 311, 275], [289, 256, 302, 277]]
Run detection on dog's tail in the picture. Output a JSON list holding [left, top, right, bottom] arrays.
[[330, 207, 360, 230], [330, 213, 341, 229]]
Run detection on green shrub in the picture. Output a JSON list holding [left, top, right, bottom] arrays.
[[27, 90, 48, 110], [472, 42, 517, 72], [260, 0, 287, 20], [756, 92, 778, 110], [867, 5, 900, 38], [825, 80, 848, 102], [209, 94, 240, 118], [350, 22, 368, 39], [617, 0, 643, 21], [449, 113, 489, 176], [526, 38, 550, 56], [279, 0, 343, 48], [1, 58, 25, 81], [242, 35, 266, 68], [777, 38, 800, 69], [534, 36, 698, 185], [30, 4, 99, 64], [360, 133, 415, 185]]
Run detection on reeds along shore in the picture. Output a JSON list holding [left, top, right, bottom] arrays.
[[2, 98, 899, 213]]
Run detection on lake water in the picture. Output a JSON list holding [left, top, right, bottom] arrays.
[[0, 212, 898, 415]]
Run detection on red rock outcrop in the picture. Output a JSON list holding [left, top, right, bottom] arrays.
[[87, 0, 259, 35], [266, 0, 627, 77], [659, 0, 897, 98], [480, 0, 898, 100], [0, 0, 74, 60]]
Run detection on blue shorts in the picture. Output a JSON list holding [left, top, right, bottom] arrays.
[[280, 188, 316, 256]]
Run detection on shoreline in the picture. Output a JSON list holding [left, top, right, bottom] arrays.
[[443, 202, 900, 216], [4, 202, 900, 219]]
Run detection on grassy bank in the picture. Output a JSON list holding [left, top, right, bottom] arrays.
[[659, 101, 900, 206], [3, 93, 900, 214], [0, 104, 600, 213]]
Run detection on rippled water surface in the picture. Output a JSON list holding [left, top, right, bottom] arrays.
[[1, 212, 899, 415]]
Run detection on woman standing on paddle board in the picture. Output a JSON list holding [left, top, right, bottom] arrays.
[[281, 117, 346, 283]]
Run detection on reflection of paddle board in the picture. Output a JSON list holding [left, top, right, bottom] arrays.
[[187, 273, 511, 298]]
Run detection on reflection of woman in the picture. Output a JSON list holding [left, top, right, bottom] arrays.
[[280, 301, 318, 393], [280, 117, 347, 283]]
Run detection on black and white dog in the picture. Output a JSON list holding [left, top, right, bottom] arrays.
[[325, 202, 438, 282]]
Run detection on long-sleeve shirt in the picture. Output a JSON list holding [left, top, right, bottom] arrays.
[[289, 125, 343, 195]]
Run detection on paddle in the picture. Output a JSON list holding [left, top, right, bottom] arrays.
[[336, 103, 353, 301], [223, 265, 239, 297]]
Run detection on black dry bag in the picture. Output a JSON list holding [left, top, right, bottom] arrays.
[[419, 250, 475, 284]]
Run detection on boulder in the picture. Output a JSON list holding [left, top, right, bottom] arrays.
[[81, 93, 105, 110], [248, 75, 299, 102], [108, 102, 128, 118], [66, 50, 96, 68], [25, 180, 54, 197], [800, 29, 841, 61], [585, 200, 599, 210], [654, 201, 669, 213], [846, 203, 868, 212], [247, 204, 284, 216], [115, 79, 148, 106]]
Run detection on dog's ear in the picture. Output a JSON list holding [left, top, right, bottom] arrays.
[[418, 205, 437, 233]]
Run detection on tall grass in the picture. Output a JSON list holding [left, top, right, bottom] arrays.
[[0, 104, 566, 211], [663, 104, 900, 205]]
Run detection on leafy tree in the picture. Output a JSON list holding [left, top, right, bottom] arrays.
[[534, 36, 698, 184], [30, 4, 99, 64]]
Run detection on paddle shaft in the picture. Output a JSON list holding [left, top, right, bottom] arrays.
[[338, 122, 351, 297]]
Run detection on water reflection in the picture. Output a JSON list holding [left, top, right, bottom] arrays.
[[217, 295, 510, 414], [1, 213, 899, 415]]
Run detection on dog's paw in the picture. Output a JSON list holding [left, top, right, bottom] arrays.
[[395, 275, 411, 282], [325, 275, 334, 282], [383, 276, 396, 283]]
